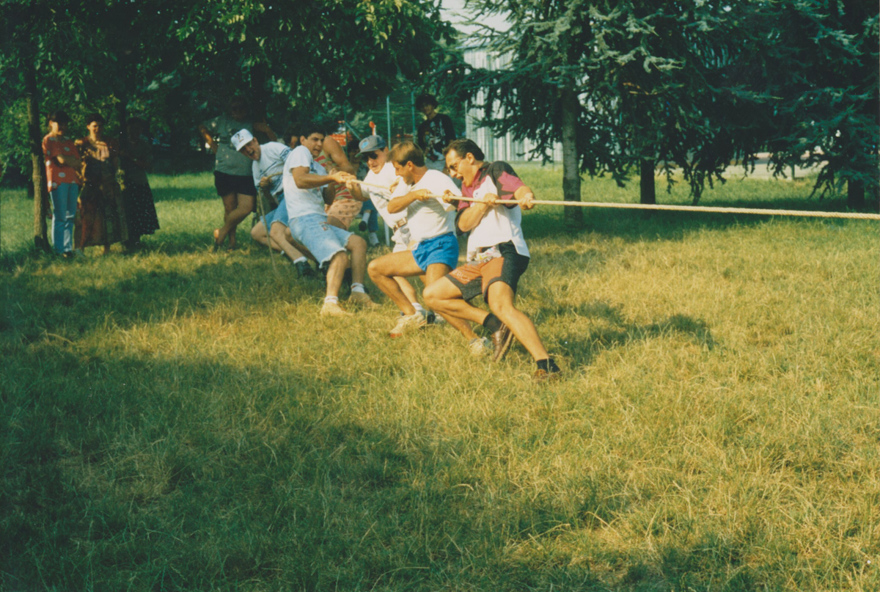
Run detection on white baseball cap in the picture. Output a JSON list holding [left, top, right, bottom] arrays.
[[231, 129, 255, 151]]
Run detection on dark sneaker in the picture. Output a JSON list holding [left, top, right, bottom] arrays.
[[491, 324, 515, 362], [294, 260, 318, 279]]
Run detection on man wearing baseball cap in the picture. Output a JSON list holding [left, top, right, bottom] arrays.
[[231, 129, 317, 278]]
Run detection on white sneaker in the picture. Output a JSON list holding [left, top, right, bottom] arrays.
[[320, 301, 352, 317], [468, 336, 494, 357], [389, 312, 427, 338]]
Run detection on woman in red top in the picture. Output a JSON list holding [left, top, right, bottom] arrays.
[[42, 110, 82, 256], [76, 113, 128, 255]]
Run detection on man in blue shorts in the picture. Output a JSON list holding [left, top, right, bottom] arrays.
[[424, 139, 561, 382], [232, 129, 317, 278], [283, 123, 376, 316], [367, 141, 461, 337]]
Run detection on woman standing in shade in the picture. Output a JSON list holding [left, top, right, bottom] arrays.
[[120, 117, 160, 249], [42, 110, 82, 257], [198, 96, 275, 251], [76, 113, 127, 255]]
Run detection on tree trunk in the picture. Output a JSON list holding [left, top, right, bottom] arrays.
[[560, 88, 582, 228], [847, 178, 865, 210], [25, 61, 50, 252], [640, 158, 656, 204]]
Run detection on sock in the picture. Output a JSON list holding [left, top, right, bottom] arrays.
[[536, 358, 559, 373], [351, 283, 366, 294], [324, 296, 339, 304], [482, 313, 503, 333], [294, 257, 307, 264], [412, 302, 425, 313]]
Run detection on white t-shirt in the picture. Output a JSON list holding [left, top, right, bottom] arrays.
[[283, 145, 329, 219], [405, 170, 459, 244], [466, 171, 529, 260], [362, 163, 411, 246], [252, 142, 290, 198]]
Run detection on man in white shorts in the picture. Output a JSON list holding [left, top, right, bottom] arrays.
[[231, 129, 317, 278], [283, 122, 376, 316], [362, 141, 461, 336]]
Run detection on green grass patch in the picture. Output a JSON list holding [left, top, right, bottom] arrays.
[[1, 169, 878, 591]]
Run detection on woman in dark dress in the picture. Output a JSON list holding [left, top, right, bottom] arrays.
[[120, 117, 159, 249]]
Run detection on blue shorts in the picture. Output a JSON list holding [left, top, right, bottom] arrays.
[[412, 232, 459, 272], [288, 213, 351, 267], [263, 197, 289, 228]]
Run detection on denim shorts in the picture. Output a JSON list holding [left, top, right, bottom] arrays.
[[412, 232, 459, 272], [263, 198, 289, 228], [288, 213, 351, 267]]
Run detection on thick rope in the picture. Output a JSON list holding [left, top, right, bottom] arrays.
[[349, 180, 880, 221]]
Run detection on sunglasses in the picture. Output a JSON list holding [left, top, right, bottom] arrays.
[[363, 152, 380, 160]]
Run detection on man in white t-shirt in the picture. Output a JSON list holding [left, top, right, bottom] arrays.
[[423, 138, 560, 382], [282, 123, 376, 316], [346, 135, 435, 336], [360, 141, 461, 337], [231, 129, 317, 278]]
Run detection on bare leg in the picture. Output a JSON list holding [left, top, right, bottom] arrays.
[[345, 234, 368, 285], [324, 250, 349, 299], [215, 193, 254, 248], [326, 215, 347, 230], [368, 251, 429, 315], [423, 277, 487, 340], [268, 222, 306, 260], [486, 282, 549, 361], [394, 276, 419, 304]]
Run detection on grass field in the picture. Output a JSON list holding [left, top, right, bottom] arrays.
[[1, 168, 878, 591]]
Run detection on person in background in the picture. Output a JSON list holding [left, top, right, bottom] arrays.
[[415, 93, 456, 172], [198, 96, 275, 251], [42, 110, 81, 257], [349, 139, 381, 247], [313, 129, 361, 230], [120, 117, 159, 250], [76, 113, 127, 255]]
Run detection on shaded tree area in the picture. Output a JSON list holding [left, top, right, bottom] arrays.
[[0, 0, 454, 248], [448, 0, 878, 220]]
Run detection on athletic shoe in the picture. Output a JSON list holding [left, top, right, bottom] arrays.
[[468, 336, 494, 357], [368, 233, 380, 247], [294, 260, 318, 279], [320, 301, 352, 317], [426, 311, 446, 326], [491, 324, 515, 362], [389, 312, 427, 338], [533, 359, 562, 383], [348, 291, 379, 308]]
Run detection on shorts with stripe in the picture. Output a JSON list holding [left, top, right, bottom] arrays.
[[446, 241, 529, 302]]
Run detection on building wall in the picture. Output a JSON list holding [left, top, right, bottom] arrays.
[[463, 48, 563, 163]]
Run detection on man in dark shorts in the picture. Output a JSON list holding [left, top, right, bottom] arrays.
[[423, 139, 561, 382]]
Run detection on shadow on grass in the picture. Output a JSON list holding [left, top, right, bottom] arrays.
[[1, 333, 761, 592], [0, 258, 313, 341], [542, 300, 716, 370]]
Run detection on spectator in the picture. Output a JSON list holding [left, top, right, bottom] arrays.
[[42, 110, 81, 257], [120, 117, 159, 249], [415, 93, 456, 172], [76, 113, 127, 255]]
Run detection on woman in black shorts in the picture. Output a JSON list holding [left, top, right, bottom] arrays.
[[198, 96, 275, 250]]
